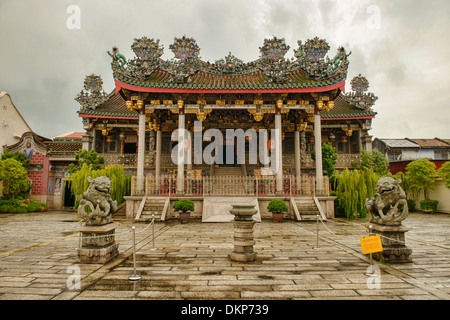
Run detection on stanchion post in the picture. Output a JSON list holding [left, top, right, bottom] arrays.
[[365, 224, 376, 276], [128, 226, 142, 281], [313, 214, 320, 250], [150, 214, 158, 251], [368, 224, 373, 266]]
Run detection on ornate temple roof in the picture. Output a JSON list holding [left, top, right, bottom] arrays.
[[109, 36, 351, 93], [76, 36, 377, 122], [78, 90, 376, 121]]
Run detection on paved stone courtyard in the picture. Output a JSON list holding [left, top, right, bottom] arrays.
[[0, 210, 449, 301]]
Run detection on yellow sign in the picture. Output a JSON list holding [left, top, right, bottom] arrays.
[[360, 235, 383, 255]]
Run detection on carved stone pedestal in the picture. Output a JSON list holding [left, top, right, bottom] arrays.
[[79, 223, 119, 264], [229, 205, 258, 262], [364, 223, 412, 264]]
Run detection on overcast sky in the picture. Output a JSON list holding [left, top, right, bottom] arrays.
[[0, 0, 449, 139]]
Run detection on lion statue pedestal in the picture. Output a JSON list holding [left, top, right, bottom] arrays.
[[77, 176, 119, 264], [365, 177, 412, 264]]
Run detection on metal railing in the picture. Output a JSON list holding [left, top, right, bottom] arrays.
[[131, 174, 329, 197]]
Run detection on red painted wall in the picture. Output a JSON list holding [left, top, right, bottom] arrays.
[[27, 152, 49, 196], [389, 160, 448, 175]]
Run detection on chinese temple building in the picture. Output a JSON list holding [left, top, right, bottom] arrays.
[[76, 36, 378, 221]]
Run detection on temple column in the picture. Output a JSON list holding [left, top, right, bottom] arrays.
[[177, 101, 185, 196], [136, 101, 146, 195], [155, 129, 162, 191], [314, 101, 324, 194], [275, 101, 283, 196], [294, 129, 301, 193]]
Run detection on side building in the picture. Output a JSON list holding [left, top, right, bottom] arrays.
[[4, 131, 83, 208]]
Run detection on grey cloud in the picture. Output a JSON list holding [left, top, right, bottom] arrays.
[[0, 0, 449, 139]]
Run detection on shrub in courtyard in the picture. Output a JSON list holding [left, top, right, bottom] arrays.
[[27, 200, 48, 212], [0, 158, 32, 200], [419, 200, 439, 213], [267, 199, 288, 213], [173, 199, 195, 212], [0, 199, 47, 213]]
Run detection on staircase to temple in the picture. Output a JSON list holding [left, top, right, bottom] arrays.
[[135, 197, 170, 222], [291, 197, 327, 222]]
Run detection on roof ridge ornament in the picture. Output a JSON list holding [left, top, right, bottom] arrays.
[[258, 37, 293, 83], [169, 36, 200, 60], [295, 37, 351, 81], [344, 74, 378, 110], [213, 52, 245, 74], [259, 36, 290, 61], [75, 74, 108, 110], [126, 37, 164, 79], [131, 37, 164, 61]]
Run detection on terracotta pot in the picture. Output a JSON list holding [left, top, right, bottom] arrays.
[[272, 212, 284, 223], [179, 211, 191, 224]]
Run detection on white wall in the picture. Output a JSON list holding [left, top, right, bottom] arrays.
[[0, 92, 32, 150], [415, 178, 450, 213], [416, 149, 435, 160]]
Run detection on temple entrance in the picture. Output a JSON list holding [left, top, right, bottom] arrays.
[[221, 138, 239, 167], [63, 181, 75, 207]]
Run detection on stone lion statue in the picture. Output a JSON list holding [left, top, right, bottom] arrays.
[[365, 177, 408, 225], [78, 176, 118, 226]]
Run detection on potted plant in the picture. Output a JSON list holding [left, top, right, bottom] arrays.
[[173, 199, 195, 223], [420, 200, 439, 214], [267, 199, 288, 222]]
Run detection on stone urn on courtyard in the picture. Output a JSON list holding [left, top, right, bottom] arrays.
[[365, 177, 413, 263], [229, 204, 258, 262]]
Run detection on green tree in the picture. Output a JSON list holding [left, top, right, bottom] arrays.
[[68, 149, 105, 174], [406, 159, 437, 200], [1, 148, 31, 167], [358, 149, 389, 176], [438, 161, 450, 189], [311, 143, 338, 177], [0, 158, 32, 200], [66, 163, 131, 207], [333, 168, 379, 219]]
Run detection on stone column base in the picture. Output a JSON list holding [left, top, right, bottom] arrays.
[[364, 223, 413, 264], [229, 220, 257, 262], [79, 223, 119, 264]]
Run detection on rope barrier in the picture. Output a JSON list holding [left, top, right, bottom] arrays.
[[332, 218, 450, 249]]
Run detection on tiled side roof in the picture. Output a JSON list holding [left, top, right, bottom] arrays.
[[47, 142, 82, 153], [79, 93, 137, 118], [377, 139, 419, 148], [407, 138, 450, 148], [321, 94, 376, 119]]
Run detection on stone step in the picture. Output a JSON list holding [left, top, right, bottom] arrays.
[[143, 205, 164, 210], [136, 213, 162, 222]]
